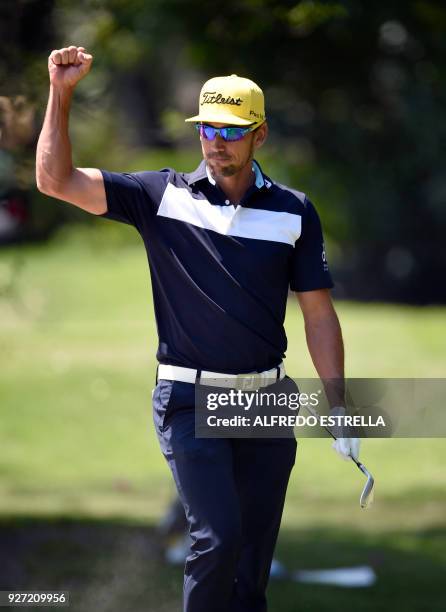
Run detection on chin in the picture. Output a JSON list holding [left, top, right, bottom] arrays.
[[208, 161, 238, 177]]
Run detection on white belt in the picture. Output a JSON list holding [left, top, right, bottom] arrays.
[[157, 362, 285, 391]]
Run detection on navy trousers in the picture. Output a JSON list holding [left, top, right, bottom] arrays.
[[152, 378, 297, 612]]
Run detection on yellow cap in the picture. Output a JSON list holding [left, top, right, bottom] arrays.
[[185, 74, 266, 126]]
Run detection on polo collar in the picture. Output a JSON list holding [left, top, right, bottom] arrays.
[[186, 159, 273, 190]]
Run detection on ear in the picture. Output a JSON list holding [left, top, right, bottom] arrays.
[[253, 122, 268, 150]]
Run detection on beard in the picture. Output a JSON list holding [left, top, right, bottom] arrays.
[[205, 140, 255, 179], [206, 159, 239, 177]]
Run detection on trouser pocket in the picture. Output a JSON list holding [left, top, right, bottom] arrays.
[[152, 379, 175, 434]]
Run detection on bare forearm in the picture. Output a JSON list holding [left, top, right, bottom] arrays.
[[305, 311, 345, 406], [305, 311, 344, 377], [36, 85, 74, 193]]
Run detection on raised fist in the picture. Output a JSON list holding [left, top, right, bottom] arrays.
[[48, 46, 93, 89]]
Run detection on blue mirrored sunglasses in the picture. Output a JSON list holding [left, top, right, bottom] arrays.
[[195, 123, 257, 142]]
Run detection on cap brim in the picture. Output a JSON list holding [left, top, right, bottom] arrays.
[[185, 111, 255, 126]]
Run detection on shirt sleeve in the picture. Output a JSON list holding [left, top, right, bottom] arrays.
[[289, 197, 334, 292], [99, 170, 158, 233]]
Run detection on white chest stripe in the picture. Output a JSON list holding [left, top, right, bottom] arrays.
[[157, 183, 301, 246]]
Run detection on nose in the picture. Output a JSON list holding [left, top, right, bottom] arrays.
[[208, 136, 227, 154], [214, 133, 226, 145]]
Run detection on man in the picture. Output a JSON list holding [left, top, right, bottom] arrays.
[[36, 46, 360, 612]]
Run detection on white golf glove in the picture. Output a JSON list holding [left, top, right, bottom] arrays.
[[330, 406, 360, 461]]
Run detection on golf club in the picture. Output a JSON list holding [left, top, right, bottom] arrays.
[[303, 404, 375, 509]]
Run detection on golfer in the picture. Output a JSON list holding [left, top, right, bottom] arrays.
[[36, 46, 360, 612]]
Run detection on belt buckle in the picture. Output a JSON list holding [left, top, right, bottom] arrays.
[[236, 372, 260, 391]]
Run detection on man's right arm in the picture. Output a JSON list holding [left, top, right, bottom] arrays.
[[36, 46, 107, 215]]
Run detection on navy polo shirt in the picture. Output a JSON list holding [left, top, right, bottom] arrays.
[[99, 160, 333, 374]]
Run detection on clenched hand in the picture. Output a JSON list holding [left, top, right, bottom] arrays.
[[48, 46, 93, 90]]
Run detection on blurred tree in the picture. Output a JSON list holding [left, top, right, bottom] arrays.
[[157, 0, 446, 303], [0, 0, 63, 242], [2, 0, 445, 302], [0, 0, 55, 99]]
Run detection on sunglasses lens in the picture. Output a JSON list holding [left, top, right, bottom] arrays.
[[202, 125, 217, 140], [196, 124, 251, 141], [224, 127, 245, 141]]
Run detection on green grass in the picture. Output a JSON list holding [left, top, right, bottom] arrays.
[[1, 224, 445, 611]]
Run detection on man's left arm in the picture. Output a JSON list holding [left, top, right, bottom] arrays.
[[296, 288, 360, 461], [296, 288, 344, 383]]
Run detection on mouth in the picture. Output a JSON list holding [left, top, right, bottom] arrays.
[[208, 155, 231, 162]]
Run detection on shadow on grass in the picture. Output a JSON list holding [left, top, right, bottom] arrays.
[[0, 517, 444, 612], [272, 525, 446, 612], [0, 517, 181, 612]]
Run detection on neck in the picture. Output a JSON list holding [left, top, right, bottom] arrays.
[[211, 160, 255, 204]]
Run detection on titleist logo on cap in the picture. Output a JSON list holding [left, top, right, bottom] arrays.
[[201, 91, 243, 106]]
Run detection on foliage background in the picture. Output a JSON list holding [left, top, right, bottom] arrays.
[[1, 2, 445, 611], [2, 0, 446, 301]]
